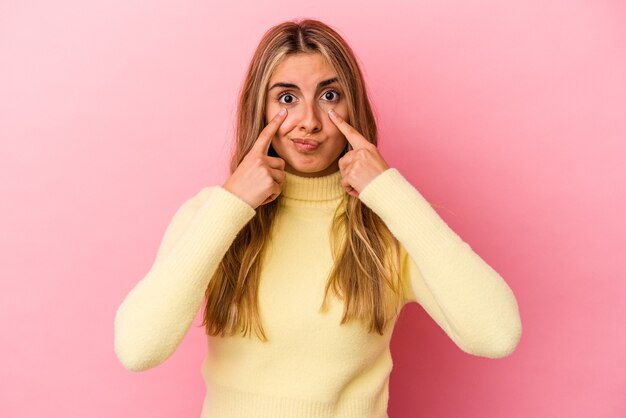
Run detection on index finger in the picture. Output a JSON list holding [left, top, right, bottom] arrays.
[[251, 107, 288, 155], [328, 109, 372, 149]]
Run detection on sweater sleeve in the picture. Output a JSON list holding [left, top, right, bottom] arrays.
[[358, 168, 522, 358], [114, 186, 257, 372]]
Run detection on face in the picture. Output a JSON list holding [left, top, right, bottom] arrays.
[[265, 52, 349, 177]]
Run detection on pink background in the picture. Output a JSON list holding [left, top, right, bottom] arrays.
[[1, 0, 625, 417]]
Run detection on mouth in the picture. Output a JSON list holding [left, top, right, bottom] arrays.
[[292, 138, 320, 146], [291, 137, 320, 152]]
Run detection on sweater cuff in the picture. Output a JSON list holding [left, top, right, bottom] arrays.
[[357, 168, 463, 261], [210, 186, 257, 221], [171, 186, 256, 270]]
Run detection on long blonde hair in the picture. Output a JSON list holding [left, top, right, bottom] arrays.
[[201, 18, 405, 340]]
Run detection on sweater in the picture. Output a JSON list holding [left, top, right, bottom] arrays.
[[114, 167, 522, 418]]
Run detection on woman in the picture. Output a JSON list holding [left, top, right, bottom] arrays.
[[114, 18, 522, 418]]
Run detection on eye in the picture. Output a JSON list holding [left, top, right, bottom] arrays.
[[277, 89, 341, 105], [321, 89, 340, 102], [278, 92, 296, 105]]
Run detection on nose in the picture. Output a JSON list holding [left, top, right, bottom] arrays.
[[296, 100, 322, 134]]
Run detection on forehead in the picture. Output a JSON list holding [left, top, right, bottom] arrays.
[[269, 53, 335, 85]]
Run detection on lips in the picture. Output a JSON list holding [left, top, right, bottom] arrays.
[[292, 138, 320, 146], [291, 137, 320, 152]]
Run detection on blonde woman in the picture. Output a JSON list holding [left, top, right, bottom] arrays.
[[114, 18, 522, 418]]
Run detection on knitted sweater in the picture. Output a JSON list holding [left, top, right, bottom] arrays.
[[114, 167, 522, 418]]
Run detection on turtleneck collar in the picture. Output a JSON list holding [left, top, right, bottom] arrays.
[[279, 169, 345, 208]]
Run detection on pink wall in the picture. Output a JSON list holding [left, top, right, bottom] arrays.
[[1, 1, 624, 417]]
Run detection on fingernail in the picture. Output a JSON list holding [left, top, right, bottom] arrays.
[[279, 108, 286, 116], [328, 109, 337, 117]]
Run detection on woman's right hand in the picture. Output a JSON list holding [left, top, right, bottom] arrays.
[[222, 108, 288, 209]]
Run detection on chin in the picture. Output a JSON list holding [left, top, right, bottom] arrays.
[[289, 166, 321, 176], [288, 162, 337, 177]]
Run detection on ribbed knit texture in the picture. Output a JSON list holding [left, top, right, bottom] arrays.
[[114, 167, 522, 417]]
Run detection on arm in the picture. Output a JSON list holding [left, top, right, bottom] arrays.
[[358, 168, 522, 358], [113, 186, 256, 372]]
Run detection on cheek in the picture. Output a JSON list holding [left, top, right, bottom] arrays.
[[331, 105, 350, 127], [279, 116, 304, 137], [276, 127, 288, 138], [264, 102, 280, 123], [329, 115, 348, 136]]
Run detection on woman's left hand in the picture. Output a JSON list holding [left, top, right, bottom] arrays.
[[329, 109, 390, 198]]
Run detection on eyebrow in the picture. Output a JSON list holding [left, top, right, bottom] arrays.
[[268, 77, 339, 92]]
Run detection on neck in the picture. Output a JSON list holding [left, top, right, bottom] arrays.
[[279, 169, 345, 209]]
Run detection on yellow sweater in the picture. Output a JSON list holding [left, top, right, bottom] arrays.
[[114, 167, 522, 418]]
